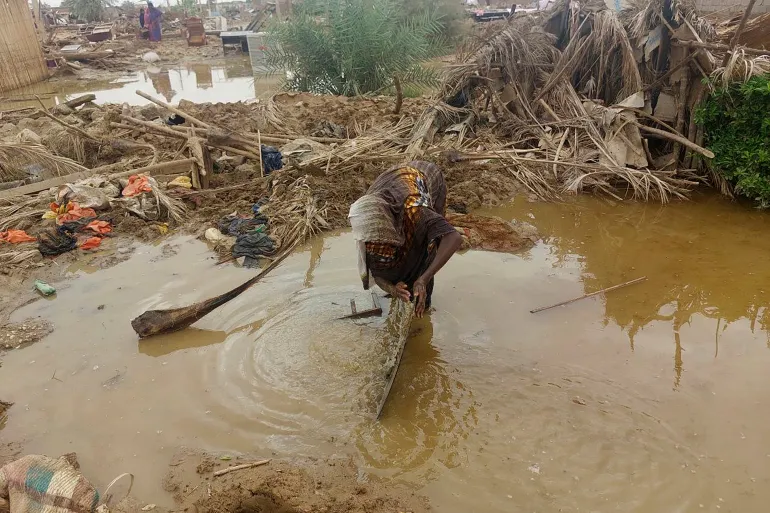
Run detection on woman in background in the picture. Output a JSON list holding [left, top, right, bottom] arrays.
[[139, 7, 145, 29], [146, 1, 162, 42]]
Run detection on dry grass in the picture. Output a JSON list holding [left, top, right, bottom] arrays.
[[0, 142, 87, 182], [260, 175, 329, 247]]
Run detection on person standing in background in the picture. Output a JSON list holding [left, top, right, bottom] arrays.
[[146, 1, 162, 42], [139, 7, 145, 29]]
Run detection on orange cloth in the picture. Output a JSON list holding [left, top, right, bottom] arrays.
[[122, 175, 153, 197], [85, 220, 111, 235], [79, 237, 102, 250], [55, 203, 97, 226], [0, 230, 36, 243]]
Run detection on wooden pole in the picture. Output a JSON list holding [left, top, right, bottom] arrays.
[[530, 277, 647, 314], [721, 0, 758, 67], [257, 129, 264, 177], [674, 39, 770, 58], [135, 90, 213, 128]]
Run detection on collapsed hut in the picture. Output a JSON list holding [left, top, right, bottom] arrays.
[[0, 0, 48, 93], [398, 0, 767, 201]]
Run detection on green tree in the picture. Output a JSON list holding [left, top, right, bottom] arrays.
[[696, 75, 770, 207], [179, 0, 198, 14], [265, 0, 448, 96], [62, 0, 112, 22]]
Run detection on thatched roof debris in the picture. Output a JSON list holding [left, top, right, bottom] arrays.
[[403, 0, 770, 202]]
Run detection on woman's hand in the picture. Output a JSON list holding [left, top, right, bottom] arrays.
[[393, 282, 411, 302], [412, 277, 427, 317]]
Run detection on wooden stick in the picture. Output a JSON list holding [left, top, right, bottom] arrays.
[[257, 130, 264, 178], [118, 115, 187, 139], [393, 75, 403, 115], [136, 90, 213, 129], [633, 121, 714, 159], [673, 39, 770, 57], [530, 277, 647, 314], [721, 0, 757, 67], [212, 459, 270, 477]]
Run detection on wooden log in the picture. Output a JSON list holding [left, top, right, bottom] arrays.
[[633, 121, 714, 159], [58, 50, 115, 61], [135, 90, 213, 129], [118, 115, 188, 139], [64, 93, 96, 109], [673, 39, 770, 57], [721, 0, 757, 67], [0, 159, 196, 199]]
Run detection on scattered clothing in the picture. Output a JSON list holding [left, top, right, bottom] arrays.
[[232, 231, 276, 267], [38, 230, 78, 256], [79, 237, 103, 250], [85, 220, 111, 235], [33, 280, 56, 297], [348, 161, 455, 305], [53, 203, 97, 226], [261, 145, 283, 174], [122, 174, 153, 197], [0, 230, 36, 244], [217, 214, 265, 237], [167, 176, 193, 189], [0, 454, 100, 513]]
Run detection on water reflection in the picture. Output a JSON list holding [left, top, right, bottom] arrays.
[[357, 315, 479, 476], [0, 58, 283, 111], [486, 192, 770, 386]]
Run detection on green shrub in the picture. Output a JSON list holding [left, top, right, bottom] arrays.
[[62, 0, 112, 22], [265, 0, 448, 96], [696, 75, 770, 207]]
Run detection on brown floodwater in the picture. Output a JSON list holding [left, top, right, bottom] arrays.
[[2, 192, 770, 512]]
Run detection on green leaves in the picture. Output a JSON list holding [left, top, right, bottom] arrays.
[[697, 75, 770, 207], [61, 0, 112, 22], [265, 0, 449, 96]]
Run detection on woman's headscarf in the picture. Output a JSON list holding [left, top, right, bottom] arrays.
[[348, 194, 403, 289]]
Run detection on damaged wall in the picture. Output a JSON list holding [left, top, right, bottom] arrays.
[[0, 0, 49, 93]]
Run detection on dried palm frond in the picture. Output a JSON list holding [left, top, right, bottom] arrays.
[[0, 142, 87, 182], [261, 176, 329, 248], [0, 250, 39, 266], [0, 196, 47, 231], [623, 0, 717, 42], [712, 52, 770, 88]]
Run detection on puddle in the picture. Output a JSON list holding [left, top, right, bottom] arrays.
[[2, 194, 770, 512], [0, 58, 282, 111]]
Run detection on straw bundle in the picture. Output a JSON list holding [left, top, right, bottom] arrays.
[[0, 0, 48, 93]]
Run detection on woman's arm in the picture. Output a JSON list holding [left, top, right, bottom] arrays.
[[374, 276, 410, 302], [413, 230, 463, 317]]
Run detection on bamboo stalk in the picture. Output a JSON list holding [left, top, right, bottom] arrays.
[[530, 277, 647, 314]]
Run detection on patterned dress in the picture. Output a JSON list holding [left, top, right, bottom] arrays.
[[363, 161, 456, 304]]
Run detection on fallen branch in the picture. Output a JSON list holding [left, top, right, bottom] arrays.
[[530, 277, 647, 314], [633, 122, 714, 158], [212, 459, 271, 477]]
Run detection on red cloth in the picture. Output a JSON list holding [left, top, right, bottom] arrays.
[[79, 237, 102, 250], [0, 230, 36, 243], [85, 220, 111, 235], [122, 175, 153, 197]]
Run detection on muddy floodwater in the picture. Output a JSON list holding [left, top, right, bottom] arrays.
[[0, 57, 281, 111], [2, 193, 770, 512]]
